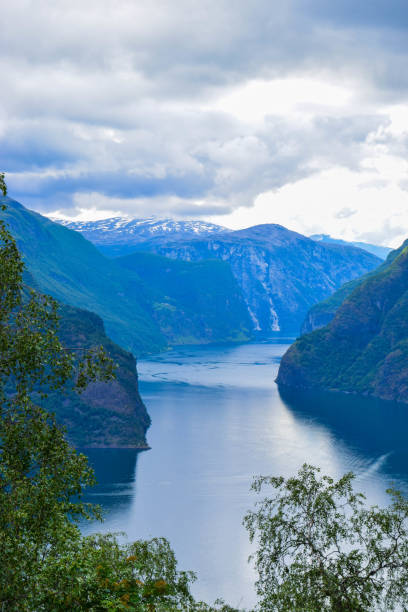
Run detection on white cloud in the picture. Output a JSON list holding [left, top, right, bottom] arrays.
[[210, 160, 408, 247], [47, 192, 233, 220], [48, 206, 127, 222], [208, 78, 353, 123], [2, 0, 408, 245]]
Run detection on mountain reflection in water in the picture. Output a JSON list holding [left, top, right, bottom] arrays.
[[81, 341, 408, 609]]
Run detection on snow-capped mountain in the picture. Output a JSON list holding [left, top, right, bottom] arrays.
[[52, 216, 227, 257], [143, 224, 383, 335], [51, 213, 382, 335]]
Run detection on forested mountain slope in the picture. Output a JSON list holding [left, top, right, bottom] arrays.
[[22, 271, 150, 447], [277, 243, 408, 403], [302, 241, 408, 334], [116, 251, 251, 344], [147, 224, 382, 335], [47, 304, 151, 448], [1, 197, 251, 354]]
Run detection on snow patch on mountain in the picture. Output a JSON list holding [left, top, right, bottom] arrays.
[[52, 216, 227, 243]]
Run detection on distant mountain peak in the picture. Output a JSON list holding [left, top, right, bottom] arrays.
[[52, 216, 227, 236], [310, 233, 392, 260], [51, 216, 228, 257]]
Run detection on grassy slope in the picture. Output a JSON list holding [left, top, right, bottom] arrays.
[[1, 198, 252, 354], [277, 245, 408, 403], [1, 197, 165, 355], [116, 251, 252, 344]]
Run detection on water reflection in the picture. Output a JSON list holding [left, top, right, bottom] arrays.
[[279, 386, 408, 496], [80, 342, 408, 608], [83, 449, 141, 533]]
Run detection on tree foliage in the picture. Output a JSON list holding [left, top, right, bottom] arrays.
[[0, 172, 6, 197], [0, 183, 112, 608], [0, 177, 233, 611], [245, 464, 408, 611], [31, 535, 200, 610]]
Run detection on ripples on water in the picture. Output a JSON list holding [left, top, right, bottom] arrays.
[[82, 340, 408, 609]]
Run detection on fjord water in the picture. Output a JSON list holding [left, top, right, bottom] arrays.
[[82, 341, 408, 609]]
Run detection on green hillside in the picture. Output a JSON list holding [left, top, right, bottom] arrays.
[[301, 240, 408, 334], [116, 251, 252, 344], [13, 269, 150, 448], [147, 224, 382, 335], [277, 243, 408, 403], [1, 197, 164, 355], [1, 197, 251, 355]]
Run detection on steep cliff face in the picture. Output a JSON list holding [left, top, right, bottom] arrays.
[[43, 304, 150, 448], [277, 244, 408, 404], [148, 224, 382, 335]]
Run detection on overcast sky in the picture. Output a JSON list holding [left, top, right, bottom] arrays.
[[2, 0, 408, 246]]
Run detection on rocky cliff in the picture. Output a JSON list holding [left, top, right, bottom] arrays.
[[43, 303, 151, 448], [147, 224, 382, 335]]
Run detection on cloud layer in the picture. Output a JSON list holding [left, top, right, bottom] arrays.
[[1, 0, 408, 244]]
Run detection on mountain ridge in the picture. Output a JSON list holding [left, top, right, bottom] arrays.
[[1, 197, 251, 355], [142, 223, 382, 335], [52, 215, 383, 336], [53, 216, 228, 258], [310, 233, 392, 260]]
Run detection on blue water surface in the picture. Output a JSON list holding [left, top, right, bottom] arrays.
[[82, 341, 408, 609]]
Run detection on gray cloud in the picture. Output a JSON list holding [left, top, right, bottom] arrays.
[[357, 220, 408, 247], [3, 109, 387, 217], [1, 0, 408, 217], [2, 1, 407, 100], [335, 207, 357, 219]]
